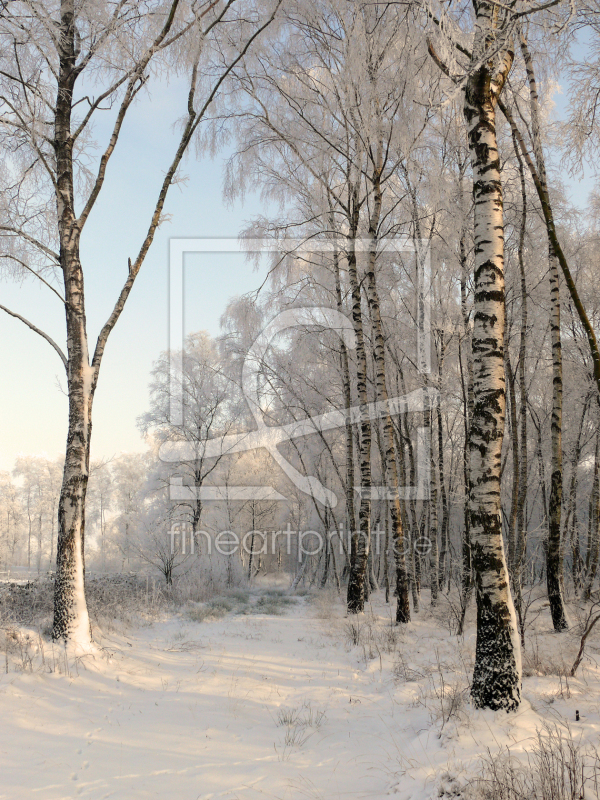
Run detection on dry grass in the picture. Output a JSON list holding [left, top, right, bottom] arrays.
[[522, 635, 571, 678], [466, 723, 600, 800]]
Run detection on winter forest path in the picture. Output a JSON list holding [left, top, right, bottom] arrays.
[[0, 591, 592, 800], [1, 595, 407, 800]]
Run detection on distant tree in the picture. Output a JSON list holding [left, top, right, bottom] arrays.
[[139, 331, 237, 538], [111, 453, 148, 571], [87, 461, 114, 571], [13, 455, 62, 572], [131, 500, 192, 587], [0, 472, 21, 569]]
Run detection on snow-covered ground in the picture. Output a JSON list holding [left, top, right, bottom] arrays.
[[1, 589, 600, 800]]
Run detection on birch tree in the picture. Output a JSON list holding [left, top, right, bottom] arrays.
[[427, 0, 529, 709], [462, 3, 522, 711], [0, 0, 280, 645], [139, 331, 236, 540]]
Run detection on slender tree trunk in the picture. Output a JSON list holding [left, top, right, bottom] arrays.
[[584, 429, 600, 600], [464, 11, 521, 710], [37, 513, 43, 574], [192, 466, 203, 541], [394, 424, 417, 611], [508, 37, 589, 624], [331, 223, 357, 539], [512, 131, 528, 636], [27, 499, 32, 571], [571, 492, 581, 590], [520, 39, 570, 629], [346, 187, 372, 613], [545, 209, 569, 625], [506, 356, 520, 578], [566, 396, 590, 591], [436, 334, 449, 591], [395, 367, 421, 607], [248, 531, 255, 584], [586, 464, 595, 576], [52, 2, 92, 644], [368, 547, 378, 591], [50, 500, 55, 567], [330, 530, 341, 594], [427, 398, 439, 606], [384, 506, 390, 603], [320, 520, 330, 589], [248, 503, 257, 584], [458, 213, 474, 635], [376, 425, 391, 603], [531, 410, 549, 542], [364, 157, 410, 622], [290, 555, 309, 592]]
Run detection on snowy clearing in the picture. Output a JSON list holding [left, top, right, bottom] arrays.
[[1, 590, 600, 800]]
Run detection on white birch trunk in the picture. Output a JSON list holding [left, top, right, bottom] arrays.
[[464, 3, 521, 710], [364, 150, 410, 622], [52, 0, 92, 646], [346, 188, 372, 613]]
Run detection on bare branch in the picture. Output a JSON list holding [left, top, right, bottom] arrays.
[[76, 0, 187, 228], [90, 2, 284, 384], [0, 303, 67, 371]]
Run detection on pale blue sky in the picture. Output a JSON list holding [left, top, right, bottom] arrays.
[[0, 78, 268, 472]]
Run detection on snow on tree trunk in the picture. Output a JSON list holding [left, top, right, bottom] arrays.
[[427, 398, 439, 607], [584, 429, 600, 601], [437, 334, 449, 592], [365, 233, 411, 622], [506, 356, 519, 577], [547, 245, 569, 630], [331, 223, 357, 539], [346, 189, 372, 614], [52, 283, 94, 647], [464, 3, 521, 711], [458, 218, 474, 634], [52, 1, 92, 646], [511, 133, 528, 637], [360, 140, 410, 622]]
